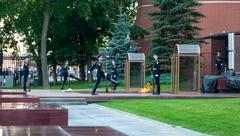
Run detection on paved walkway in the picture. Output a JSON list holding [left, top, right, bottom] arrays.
[[63, 104, 208, 136], [27, 89, 240, 99]]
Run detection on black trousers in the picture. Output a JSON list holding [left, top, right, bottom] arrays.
[[111, 77, 117, 90], [69, 74, 81, 81], [23, 74, 28, 91], [154, 76, 160, 94], [61, 77, 67, 89], [217, 65, 223, 75], [60, 74, 81, 90], [92, 76, 102, 94], [92, 73, 118, 94]]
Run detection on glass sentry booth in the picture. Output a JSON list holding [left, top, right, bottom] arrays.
[[125, 53, 145, 90], [171, 44, 201, 94]]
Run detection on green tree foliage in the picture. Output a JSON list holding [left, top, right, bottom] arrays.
[[103, 7, 137, 78], [130, 25, 150, 40], [0, 0, 137, 84], [148, 0, 204, 72]]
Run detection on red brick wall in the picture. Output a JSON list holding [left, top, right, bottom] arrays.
[[197, 1, 240, 37], [136, 0, 240, 74], [200, 40, 212, 75], [136, 1, 158, 55]]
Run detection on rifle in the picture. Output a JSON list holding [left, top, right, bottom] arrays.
[[105, 73, 109, 93], [152, 75, 155, 94]]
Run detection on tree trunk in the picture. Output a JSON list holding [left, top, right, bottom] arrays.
[[79, 62, 86, 80], [36, 62, 43, 86], [40, 10, 50, 89], [87, 59, 93, 83], [53, 65, 58, 84], [0, 49, 3, 74]]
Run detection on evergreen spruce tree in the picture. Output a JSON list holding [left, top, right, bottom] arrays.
[[149, 0, 204, 72], [103, 7, 137, 78]]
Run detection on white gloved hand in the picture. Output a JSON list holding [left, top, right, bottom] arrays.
[[155, 74, 159, 77], [88, 71, 91, 74], [104, 72, 107, 76]]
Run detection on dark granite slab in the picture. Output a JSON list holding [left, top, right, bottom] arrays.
[[0, 126, 69, 136], [0, 126, 127, 136], [64, 126, 127, 136], [0, 103, 68, 126]]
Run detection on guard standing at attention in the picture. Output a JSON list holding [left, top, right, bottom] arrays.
[[215, 50, 224, 75], [151, 52, 161, 95], [111, 60, 118, 90]]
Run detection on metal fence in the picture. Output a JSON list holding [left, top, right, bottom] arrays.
[[1, 54, 36, 74], [0, 54, 35, 90], [0, 54, 89, 89]]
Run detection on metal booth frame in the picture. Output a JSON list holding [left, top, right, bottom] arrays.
[[171, 44, 201, 94], [125, 53, 145, 90]]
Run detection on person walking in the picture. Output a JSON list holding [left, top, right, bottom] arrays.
[[22, 60, 29, 92]]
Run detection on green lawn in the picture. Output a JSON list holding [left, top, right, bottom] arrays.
[[101, 99, 240, 136]]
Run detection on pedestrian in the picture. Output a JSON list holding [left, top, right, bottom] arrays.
[[13, 67, 19, 85], [151, 52, 161, 95], [22, 60, 29, 92], [215, 50, 224, 75]]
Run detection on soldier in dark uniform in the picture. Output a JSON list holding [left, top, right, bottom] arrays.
[[60, 66, 69, 90], [215, 51, 224, 75], [22, 61, 29, 92], [111, 60, 118, 90], [151, 53, 161, 95], [89, 54, 118, 95], [59, 65, 81, 90]]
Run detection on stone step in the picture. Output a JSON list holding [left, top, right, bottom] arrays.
[[41, 101, 87, 105], [40, 98, 87, 105]]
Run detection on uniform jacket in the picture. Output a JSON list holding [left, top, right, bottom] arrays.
[[152, 61, 161, 77], [216, 55, 223, 66], [111, 65, 118, 78], [90, 61, 104, 78], [60, 67, 69, 78]]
